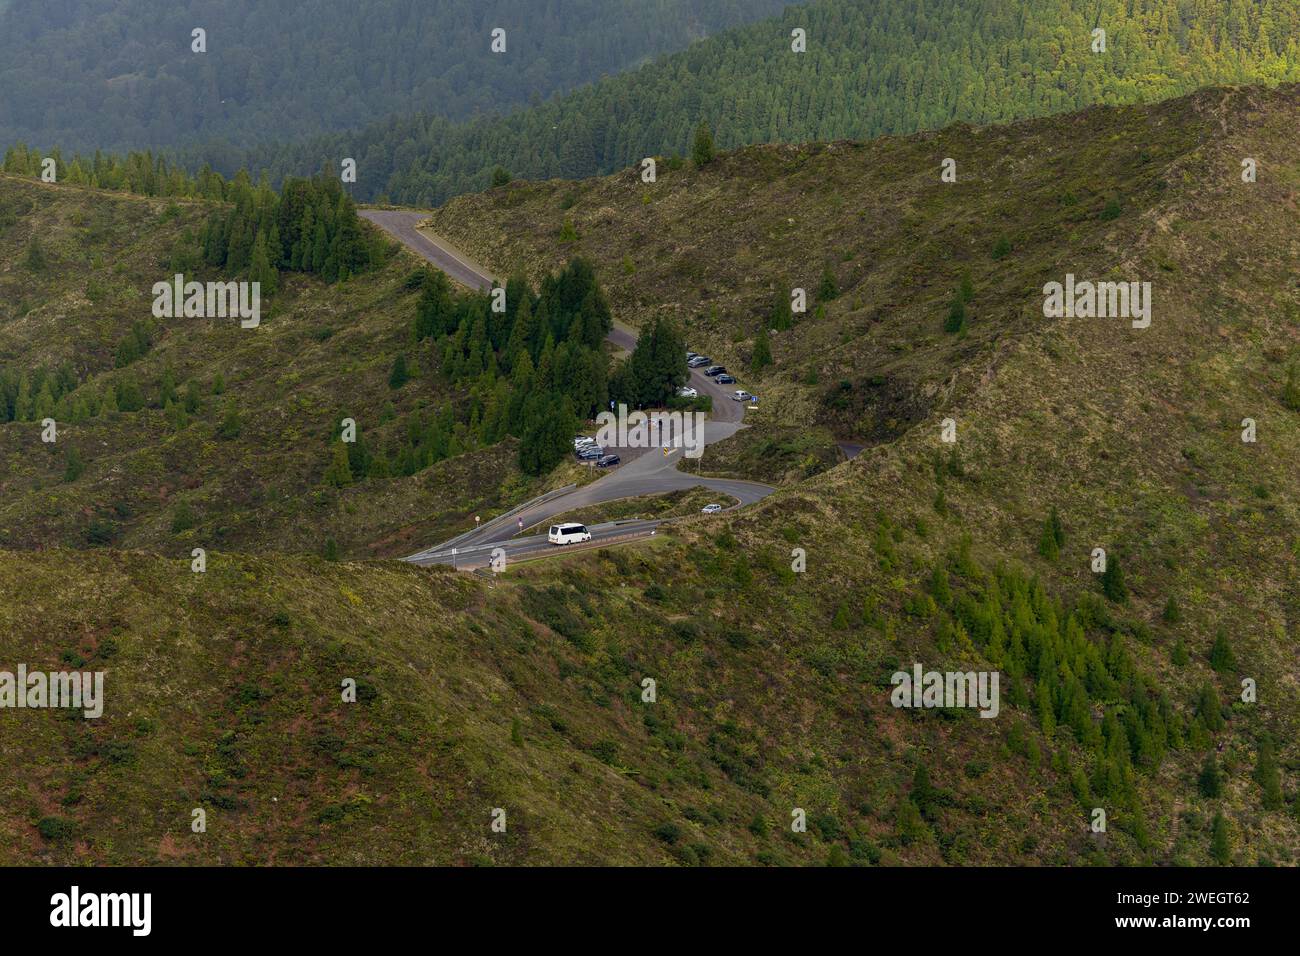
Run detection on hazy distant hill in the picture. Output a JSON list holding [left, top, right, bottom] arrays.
[[0, 0, 787, 153]]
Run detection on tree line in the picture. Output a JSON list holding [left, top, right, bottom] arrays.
[[185, 0, 1300, 207]]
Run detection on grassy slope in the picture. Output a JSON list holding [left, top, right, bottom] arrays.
[[0, 175, 545, 558], [414, 84, 1300, 862], [2, 86, 1299, 865]]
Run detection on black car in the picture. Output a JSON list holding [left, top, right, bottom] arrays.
[[704, 366, 726, 377], [596, 454, 621, 468], [716, 373, 737, 384], [576, 446, 603, 460]]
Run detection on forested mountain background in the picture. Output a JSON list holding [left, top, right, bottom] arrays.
[[0, 0, 788, 153], [192, 0, 1300, 206]]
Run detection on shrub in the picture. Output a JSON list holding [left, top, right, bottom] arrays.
[[37, 816, 75, 841]]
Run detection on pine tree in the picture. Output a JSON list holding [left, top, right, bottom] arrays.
[[751, 326, 773, 373], [217, 402, 241, 438], [1209, 630, 1236, 673], [1100, 554, 1127, 602], [818, 264, 839, 301], [1197, 753, 1222, 798], [1162, 595, 1182, 623], [249, 232, 278, 296], [1283, 364, 1300, 412], [691, 121, 716, 166], [1210, 812, 1230, 864], [1171, 638, 1189, 666], [389, 354, 410, 389], [831, 603, 851, 629], [1037, 514, 1059, 561], [63, 447, 84, 482], [24, 237, 47, 272], [323, 536, 339, 561], [1197, 683, 1224, 733], [323, 441, 354, 486], [943, 295, 966, 334], [1254, 735, 1284, 810], [911, 764, 936, 818]]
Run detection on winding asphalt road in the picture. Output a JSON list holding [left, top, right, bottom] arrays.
[[359, 209, 775, 569]]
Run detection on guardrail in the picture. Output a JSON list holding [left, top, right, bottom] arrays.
[[425, 483, 578, 554]]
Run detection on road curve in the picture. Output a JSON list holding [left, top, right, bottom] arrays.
[[358, 207, 775, 567], [360, 209, 495, 291]]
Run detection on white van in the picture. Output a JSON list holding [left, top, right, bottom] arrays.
[[548, 522, 592, 546]]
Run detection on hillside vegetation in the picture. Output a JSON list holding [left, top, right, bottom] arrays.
[[414, 83, 1300, 863], [3, 85, 1299, 865], [0, 174, 549, 558], [227, 0, 1300, 204]]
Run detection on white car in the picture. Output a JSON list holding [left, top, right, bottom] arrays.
[[677, 386, 698, 398], [701, 503, 722, 515], [731, 390, 752, 402], [548, 522, 592, 545]]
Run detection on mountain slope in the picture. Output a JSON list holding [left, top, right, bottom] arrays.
[[0, 173, 559, 558], [0, 0, 787, 153], [223, 0, 1300, 204], [419, 83, 1300, 862], [3, 86, 1299, 865]]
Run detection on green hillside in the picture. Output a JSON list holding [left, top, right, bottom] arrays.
[[3, 85, 1299, 865], [223, 0, 1300, 205], [0, 174, 566, 558], [419, 83, 1300, 863]]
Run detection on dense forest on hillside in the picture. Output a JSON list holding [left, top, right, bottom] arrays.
[[199, 0, 1300, 205], [0, 0, 787, 153]]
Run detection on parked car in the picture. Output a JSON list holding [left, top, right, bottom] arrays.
[[731, 389, 752, 402], [688, 356, 711, 368], [576, 446, 603, 460], [548, 523, 592, 545], [704, 366, 726, 377], [596, 454, 621, 468], [716, 374, 737, 384], [677, 386, 698, 398], [701, 503, 723, 514], [687, 351, 698, 360]]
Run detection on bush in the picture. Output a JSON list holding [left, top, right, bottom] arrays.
[[37, 816, 75, 841], [171, 502, 197, 534]]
